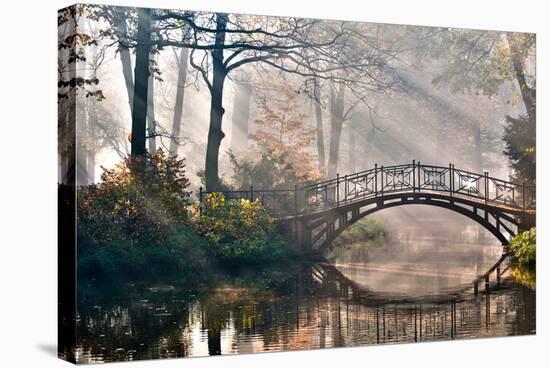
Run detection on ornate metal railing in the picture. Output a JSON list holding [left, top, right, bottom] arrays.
[[200, 161, 536, 217]]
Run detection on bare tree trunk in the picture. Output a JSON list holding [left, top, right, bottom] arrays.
[[313, 79, 326, 176], [115, 15, 134, 115], [230, 79, 252, 152], [130, 8, 151, 157], [327, 83, 345, 178], [169, 46, 189, 157], [204, 14, 228, 191], [147, 73, 156, 153]]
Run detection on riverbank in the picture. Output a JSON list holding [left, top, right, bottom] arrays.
[[72, 154, 297, 283], [77, 215, 389, 284], [77, 223, 297, 286], [325, 218, 388, 261], [509, 227, 536, 289]]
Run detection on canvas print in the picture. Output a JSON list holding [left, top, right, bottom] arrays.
[[58, 3, 536, 364]]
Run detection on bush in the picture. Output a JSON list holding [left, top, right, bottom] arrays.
[[78, 226, 210, 280], [332, 218, 387, 247], [77, 150, 191, 247], [228, 149, 319, 190], [510, 263, 536, 290], [196, 193, 290, 265], [509, 227, 536, 269]]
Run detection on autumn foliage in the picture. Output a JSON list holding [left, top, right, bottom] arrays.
[[77, 149, 191, 246], [238, 77, 319, 188], [196, 193, 290, 264]]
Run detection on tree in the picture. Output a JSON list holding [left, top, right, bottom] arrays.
[[150, 12, 403, 190], [147, 69, 157, 153], [422, 29, 535, 180], [226, 74, 319, 190], [503, 114, 535, 183], [169, 44, 190, 157], [303, 23, 405, 178], [250, 76, 319, 185], [113, 9, 135, 115], [203, 13, 228, 191], [130, 7, 152, 157], [312, 78, 326, 175], [58, 5, 105, 184]]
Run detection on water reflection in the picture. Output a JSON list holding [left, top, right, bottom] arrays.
[[73, 240, 535, 364], [332, 238, 506, 297]]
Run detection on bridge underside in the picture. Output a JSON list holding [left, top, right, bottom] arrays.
[[278, 192, 535, 254]]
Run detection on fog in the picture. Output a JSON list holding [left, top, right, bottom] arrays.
[[58, 6, 534, 239], [334, 206, 504, 297]]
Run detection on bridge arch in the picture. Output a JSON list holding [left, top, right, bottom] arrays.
[[326, 194, 513, 249], [288, 192, 530, 254]]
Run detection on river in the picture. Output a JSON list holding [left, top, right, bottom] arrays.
[[72, 230, 535, 363]]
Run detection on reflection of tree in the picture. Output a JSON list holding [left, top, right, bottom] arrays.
[[74, 263, 535, 362], [76, 285, 195, 363]]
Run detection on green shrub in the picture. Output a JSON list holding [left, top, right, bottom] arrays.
[[78, 226, 210, 280], [509, 227, 536, 269], [196, 193, 290, 264], [227, 149, 320, 190], [510, 263, 536, 290], [332, 218, 387, 247], [77, 150, 191, 247]]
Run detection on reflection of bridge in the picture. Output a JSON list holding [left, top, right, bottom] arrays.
[[310, 254, 511, 306], [305, 256, 519, 342], [200, 161, 535, 253]]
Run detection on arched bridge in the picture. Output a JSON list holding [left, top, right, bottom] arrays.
[[200, 161, 536, 254]]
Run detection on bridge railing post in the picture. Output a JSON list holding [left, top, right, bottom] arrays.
[[522, 181, 526, 210], [344, 174, 348, 204], [374, 163, 378, 196], [449, 163, 453, 199], [417, 161, 421, 193], [336, 173, 340, 207], [452, 164, 455, 193], [484, 171, 489, 205], [380, 166, 384, 196], [412, 160, 416, 193]]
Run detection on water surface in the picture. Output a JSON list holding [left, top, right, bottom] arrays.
[[73, 236, 535, 364]]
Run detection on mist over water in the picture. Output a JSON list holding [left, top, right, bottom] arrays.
[[333, 206, 504, 298]]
